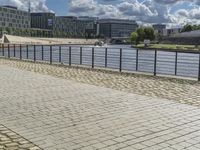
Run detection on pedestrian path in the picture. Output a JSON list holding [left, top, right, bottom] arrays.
[[1, 64, 200, 150]]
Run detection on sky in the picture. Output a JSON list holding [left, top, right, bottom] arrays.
[[1, 0, 200, 27]]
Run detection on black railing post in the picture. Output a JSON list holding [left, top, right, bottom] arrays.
[[50, 45, 52, 64], [92, 47, 94, 68], [8, 44, 10, 58], [34, 45, 36, 62], [198, 50, 200, 81], [0, 44, 3, 56], [20, 44, 22, 60], [26, 45, 28, 59], [14, 44, 16, 57], [59, 46, 61, 63], [105, 48, 107, 68], [42, 45, 44, 61], [136, 49, 139, 71], [175, 51, 178, 76], [80, 47, 82, 65], [2, 44, 4, 56], [154, 50, 157, 76], [69, 46, 71, 66], [119, 48, 122, 72]]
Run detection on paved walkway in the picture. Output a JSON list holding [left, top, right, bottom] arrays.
[[0, 125, 41, 150], [1, 58, 200, 107], [1, 64, 200, 149]]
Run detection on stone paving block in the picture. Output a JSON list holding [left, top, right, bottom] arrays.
[[1, 62, 200, 149], [0, 124, 41, 150]]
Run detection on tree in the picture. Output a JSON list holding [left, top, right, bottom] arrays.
[[144, 27, 155, 41], [130, 32, 138, 45], [136, 27, 145, 42], [155, 32, 162, 43], [131, 27, 155, 44], [181, 24, 193, 32]]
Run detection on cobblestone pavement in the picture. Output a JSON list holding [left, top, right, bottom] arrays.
[[0, 58, 200, 107], [2, 63, 200, 149], [0, 124, 41, 150]]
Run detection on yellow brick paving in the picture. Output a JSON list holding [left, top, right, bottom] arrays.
[[0, 125, 41, 150]]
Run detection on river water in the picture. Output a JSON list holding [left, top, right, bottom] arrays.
[[1, 44, 199, 79]]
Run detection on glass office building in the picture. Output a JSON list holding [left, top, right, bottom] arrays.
[[54, 16, 98, 38], [99, 19, 138, 38], [153, 24, 166, 34], [0, 6, 30, 29], [31, 12, 55, 30]]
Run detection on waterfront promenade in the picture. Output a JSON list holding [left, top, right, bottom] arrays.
[[1, 58, 200, 149]]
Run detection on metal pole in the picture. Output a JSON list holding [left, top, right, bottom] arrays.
[[154, 50, 157, 76], [20, 44, 22, 60], [14, 44, 16, 57], [92, 47, 94, 68], [69, 46, 71, 66], [136, 49, 139, 71], [34, 45, 36, 62], [50, 45, 52, 64], [59, 46, 61, 63], [80, 47, 82, 65], [42, 45, 44, 61], [119, 48, 122, 72], [26, 45, 28, 59], [175, 51, 178, 76], [198, 50, 200, 81], [2, 44, 4, 56], [105, 48, 107, 68], [8, 44, 10, 58], [0, 44, 2, 56]]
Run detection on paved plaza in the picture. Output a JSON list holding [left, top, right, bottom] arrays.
[[1, 59, 200, 149]]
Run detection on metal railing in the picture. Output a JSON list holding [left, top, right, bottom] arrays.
[[0, 44, 200, 81]]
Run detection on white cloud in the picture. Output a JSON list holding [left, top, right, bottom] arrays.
[[3, 0, 200, 26], [0, 0, 50, 12], [68, 0, 200, 25], [175, 7, 200, 25]]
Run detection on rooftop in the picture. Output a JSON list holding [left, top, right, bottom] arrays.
[[1, 5, 18, 10]]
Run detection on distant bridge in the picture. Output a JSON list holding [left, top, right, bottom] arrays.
[[109, 37, 130, 44], [111, 37, 130, 40]]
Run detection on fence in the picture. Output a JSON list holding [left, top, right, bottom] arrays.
[[0, 44, 200, 81]]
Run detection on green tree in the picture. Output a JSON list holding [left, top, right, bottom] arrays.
[[181, 24, 193, 32], [155, 32, 162, 43], [144, 27, 155, 41], [136, 27, 145, 42], [130, 32, 138, 45]]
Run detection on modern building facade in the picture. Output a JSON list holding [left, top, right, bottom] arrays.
[[31, 12, 55, 30], [0, 6, 30, 29], [54, 16, 98, 38], [163, 28, 181, 37], [0, 5, 138, 39], [78, 16, 99, 38], [153, 24, 166, 34], [98, 19, 138, 38], [54, 16, 77, 37]]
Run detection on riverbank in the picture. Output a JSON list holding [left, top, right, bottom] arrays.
[[134, 44, 200, 51], [2, 34, 99, 45]]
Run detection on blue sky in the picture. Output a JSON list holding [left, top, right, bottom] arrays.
[[2, 0, 200, 26], [47, 0, 68, 15]]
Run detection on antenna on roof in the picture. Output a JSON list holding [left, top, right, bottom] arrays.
[[28, 0, 31, 13]]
